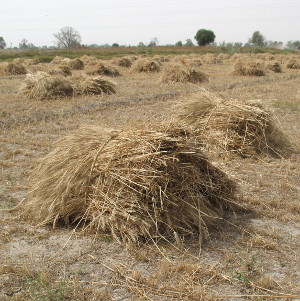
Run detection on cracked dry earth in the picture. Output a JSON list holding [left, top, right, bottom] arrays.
[[1, 54, 300, 300]]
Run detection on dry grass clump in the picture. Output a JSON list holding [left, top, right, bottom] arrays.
[[22, 126, 238, 246], [265, 61, 282, 73], [160, 64, 209, 84], [50, 56, 64, 64], [4, 62, 27, 75], [232, 61, 266, 76], [80, 55, 98, 65], [47, 65, 72, 76], [85, 62, 121, 77], [176, 91, 292, 158], [286, 59, 300, 69], [19, 71, 73, 100], [110, 57, 132, 67], [68, 58, 85, 70], [73, 75, 117, 95], [131, 59, 161, 73]]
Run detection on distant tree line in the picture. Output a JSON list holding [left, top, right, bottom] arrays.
[[1, 27, 299, 51]]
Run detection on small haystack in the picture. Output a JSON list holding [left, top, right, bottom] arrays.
[[131, 58, 161, 73], [68, 58, 85, 70], [232, 61, 266, 76], [85, 62, 121, 77], [73, 75, 116, 95], [19, 71, 73, 100], [22, 126, 238, 245], [176, 91, 292, 158], [160, 64, 209, 84], [110, 57, 132, 68], [80, 55, 98, 65], [4, 62, 27, 75], [47, 65, 72, 77], [51, 56, 64, 64], [265, 61, 282, 73], [286, 59, 300, 69]]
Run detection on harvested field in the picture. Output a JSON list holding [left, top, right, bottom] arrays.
[[1, 52, 300, 300]]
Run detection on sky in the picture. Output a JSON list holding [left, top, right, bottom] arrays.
[[1, 0, 299, 47]]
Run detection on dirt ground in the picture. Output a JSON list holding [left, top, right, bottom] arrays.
[[1, 53, 300, 300]]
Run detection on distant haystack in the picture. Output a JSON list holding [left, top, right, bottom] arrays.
[[4, 62, 27, 75], [160, 64, 209, 84], [232, 61, 266, 76], [51, 56, 64, 64], [73, 75, 117, 95], [19, 72, 73, 100], [286, 59, 300, 69], [85, 62, 121, 77], [110, 57, 132, 67], [47, 65, 72, 77], [68, 58, 85, 70], [22, 126, 238, 246], [175, 91, 292, 158], [131, 58, 161, 73], [265, 61, 282, 73]]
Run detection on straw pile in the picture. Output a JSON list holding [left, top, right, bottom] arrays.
[[85, 62, 121, 77], [286, 59, 300, 69], [80, 55, 98, 65], [22, 126, 238, 245], [176, 91, 292, 158], [73, 75, 117, 95], [19, 71, 73, 100], [47, 65, 72, 76], [51, 56, 64, 64], [68, 58, 85, 70], [232, 61, 266, 76], [110, 57, 132, 67], [131, 59, 161, 73], [4, 62, 27, 75], [265, 61, 282, 73], [160, 64, 209, 84]]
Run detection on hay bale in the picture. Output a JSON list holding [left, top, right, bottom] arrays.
[[4, 62, 27, 75], [286, 59, 300, 69], [131, 58, 161, 73], [85, 62, 121, 77], [68, 58, 85, 70], [160, 64, 209, 84], [73, 75, 116, 95], [265, 61, 282, 73], [51, 56, 64, 64], [176, 91, 292, 158], [47, 65, 72, 76], [232, 61, 266, 76], [110, 57, 132, 67], [19, 71, 73, 100], [22, 126, 238, 245]]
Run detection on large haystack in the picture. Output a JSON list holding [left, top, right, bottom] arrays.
[[160, 64, 209, 84], [176, 91, 292, 158], [286, 59, 300, 69], [4, 62, 27, 75], [131, 58, 161, 73], [232, 61, 266, 76], [19, 72, 73, 100], [47, 65, 72, 76], [73, 75, 117, 95], [22, 127, 238, 246], [85, 62, 121, 77], [68, 58, 85, 70]]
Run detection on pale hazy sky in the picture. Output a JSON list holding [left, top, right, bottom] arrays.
[[1, 0, 299, 47]]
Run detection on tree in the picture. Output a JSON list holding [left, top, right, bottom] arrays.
[[148, 37, 159, 47], [112, 43, 119, 47], [53, 26, 81, 48], [286, 40, 300, 50], [248, 31, 266, 47], [185, 39, 194, 46], [138, 42, 146, 47], [0, 37, 6, 49], [266, 40, 283, 49], [194, 29, 215, 46], [175, 41, 183, 47]]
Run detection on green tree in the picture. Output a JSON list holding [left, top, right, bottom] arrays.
[[54, 26, 81, 48], [194, 29, 215, 46], [185, 39, 194, 46], [175, 41, 183, 47], [248, 31, 266, 47], [0, 37, 6, 49], [112, 43, 119, 47], [286, 40, 300, 50]]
